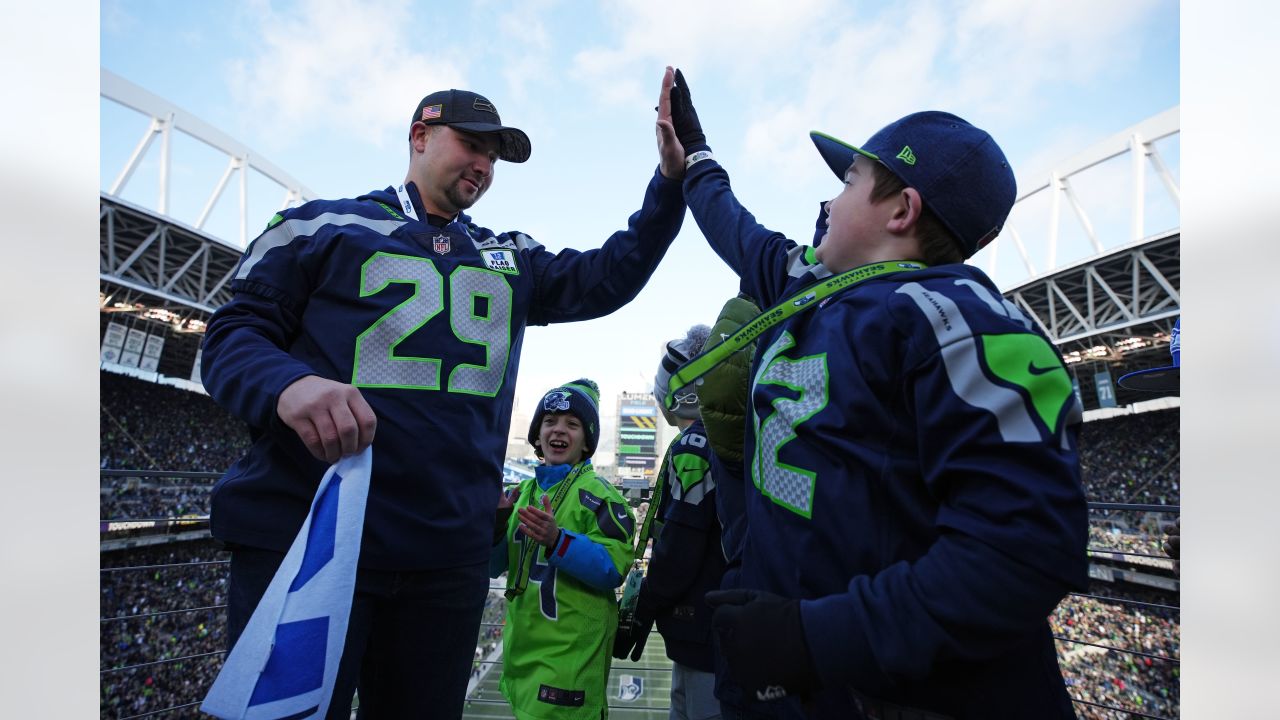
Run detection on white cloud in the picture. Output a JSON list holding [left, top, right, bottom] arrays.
[[101, 1, 137, 36], [571, 0, 841, 107], [226, 0, 468, 150], [495, 0, 558, 101]]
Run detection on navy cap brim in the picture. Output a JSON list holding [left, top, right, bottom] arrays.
[[1117, 366, 1179, 392], [810, 131, 879, 181], [449, 122, 531, 163]]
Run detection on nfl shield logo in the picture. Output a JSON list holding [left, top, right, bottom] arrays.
[[432, 234, 451, 255]]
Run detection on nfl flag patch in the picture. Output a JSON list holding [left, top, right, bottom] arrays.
[[201, 449, 372, 720], [481, 249, 519, 275], [432, 234, 451, 255], [421, 104, 443, 120]]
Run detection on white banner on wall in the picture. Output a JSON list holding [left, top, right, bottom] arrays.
[[190, 347, 203, 384], [120, 328, 147, 368], [101, 321, 127, 364], [139, 334, 166, 372]]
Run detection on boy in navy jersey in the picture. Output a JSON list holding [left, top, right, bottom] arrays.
[[654, 67, 1089, 719], [202, 88, 685, 718], [613, 325, 727, 720]]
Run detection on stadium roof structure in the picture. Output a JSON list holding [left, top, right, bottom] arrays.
[[99, 69, 1179, 411]]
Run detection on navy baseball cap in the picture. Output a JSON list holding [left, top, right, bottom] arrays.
[[810, 111, 1016, 258], [1118, 319, 1180, 392], [410, 89, 531, 163]]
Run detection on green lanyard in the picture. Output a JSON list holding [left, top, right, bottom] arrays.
[[505, 462, 587, 599], [631, 441, 675, 564], [664, 259, 927, 409]]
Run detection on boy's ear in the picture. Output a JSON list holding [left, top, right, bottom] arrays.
[[886, 187, 924, 235]]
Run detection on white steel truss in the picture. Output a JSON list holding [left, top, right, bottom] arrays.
[[101, 68, 316, 249]]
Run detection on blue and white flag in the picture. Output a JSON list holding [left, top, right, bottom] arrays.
[[202, 448, 372, 720]]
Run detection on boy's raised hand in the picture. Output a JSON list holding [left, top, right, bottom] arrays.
[[656, 66, 685, 179], [670, 68, 706, 150]]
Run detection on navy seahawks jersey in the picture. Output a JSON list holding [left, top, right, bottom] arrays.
[[684, 154, 1087, 718], [646, 421, 725, 671], [202, 170, 683, 570]]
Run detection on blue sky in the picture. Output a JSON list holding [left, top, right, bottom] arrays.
[[100, 0, 1179, 462]]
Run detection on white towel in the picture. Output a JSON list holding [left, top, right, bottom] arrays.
[[202, 448, 372, 719]]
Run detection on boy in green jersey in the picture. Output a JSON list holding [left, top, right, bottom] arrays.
[[492, 379, 637, 719]]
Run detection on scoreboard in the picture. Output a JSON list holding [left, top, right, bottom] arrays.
[[616, 403, 659, 480]]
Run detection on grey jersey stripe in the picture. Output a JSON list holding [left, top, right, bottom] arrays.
[[235, 213, 407, 281], [953, 278, 1032, 330], [785, 245, 833, 280], [896, 282, 1040, 443], [669, 473, 716, 505]]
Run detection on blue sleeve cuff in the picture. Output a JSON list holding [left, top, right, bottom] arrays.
[[546, 530, 624, 590]]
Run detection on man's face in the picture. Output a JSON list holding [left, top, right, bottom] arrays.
[[538, 412, 588, 465], [814, 156, 892, 273], [415, 125, 501, 215]]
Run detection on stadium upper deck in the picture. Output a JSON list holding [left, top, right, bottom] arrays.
[[99, 69, 1180, 412]]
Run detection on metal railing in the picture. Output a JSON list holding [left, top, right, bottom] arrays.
[[100, 474, 1180, 720]]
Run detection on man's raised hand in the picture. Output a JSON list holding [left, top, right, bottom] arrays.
[[657, 66, 685, 179]]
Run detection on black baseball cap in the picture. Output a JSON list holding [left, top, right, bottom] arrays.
[[410, 89, 531, 163]]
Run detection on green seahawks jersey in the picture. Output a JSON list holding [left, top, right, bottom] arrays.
[[499, 463, 635, 719]]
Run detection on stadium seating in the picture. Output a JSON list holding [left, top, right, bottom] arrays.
[[99, 372, 1179, 720]]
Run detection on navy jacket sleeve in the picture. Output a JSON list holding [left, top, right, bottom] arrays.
[[200, 207, 331, 431], [682, 153, 811, 309], [643, 497, 716, 607], [526, 169, 685, 325]]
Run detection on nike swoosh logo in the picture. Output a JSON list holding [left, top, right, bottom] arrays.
[[1027, 362, 1059, 376]]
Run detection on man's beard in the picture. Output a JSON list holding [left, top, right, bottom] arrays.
[[444, 176, 486, 211]]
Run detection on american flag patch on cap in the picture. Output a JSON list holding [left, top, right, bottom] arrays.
[[421, 104, 443, 120]]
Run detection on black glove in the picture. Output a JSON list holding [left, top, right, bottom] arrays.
[[669, 68, 706, 150], [613, 587, 657, 661], [706, 589, 818, 701]]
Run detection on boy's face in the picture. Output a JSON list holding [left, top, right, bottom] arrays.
[[538, 412, 587, 465], [815, 156, 895, 273]]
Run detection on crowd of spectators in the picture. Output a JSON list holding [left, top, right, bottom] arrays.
[[1053, 584, 1180, 719], [1079, 408, 1180, 505], [101, 541, 514, 719], [100, 371, 251, 473], [102, 476, 216, 521], [99, 377, 1180, 718], [100, 540, 228, 719]]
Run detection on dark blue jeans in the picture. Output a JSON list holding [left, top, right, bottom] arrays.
[[227, 546, 490, 720]]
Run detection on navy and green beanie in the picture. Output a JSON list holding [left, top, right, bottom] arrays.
[[527, 378, 601, 459]]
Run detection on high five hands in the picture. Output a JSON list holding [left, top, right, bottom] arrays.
[[656, 66, 706, 180]]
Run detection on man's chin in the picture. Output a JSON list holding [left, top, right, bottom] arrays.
[[446, 188, 484, 211]]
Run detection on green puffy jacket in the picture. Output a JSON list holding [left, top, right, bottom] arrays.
[[696, 294, 760, 464]]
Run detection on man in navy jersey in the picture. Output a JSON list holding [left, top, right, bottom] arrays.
[[201, 88, 686, 718], [655, 67, 1088, 719]]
